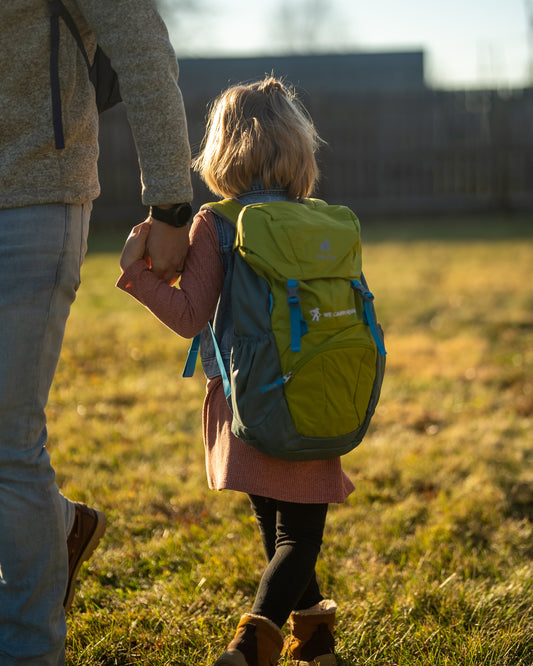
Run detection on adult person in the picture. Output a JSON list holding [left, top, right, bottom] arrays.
[[0, 1, 192, 663]]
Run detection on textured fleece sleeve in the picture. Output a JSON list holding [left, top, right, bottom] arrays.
[[117, 211, 224, 338], [76, 0, 192, 204]]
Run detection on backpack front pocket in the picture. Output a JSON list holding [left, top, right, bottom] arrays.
[[284, 326, 377, 438]]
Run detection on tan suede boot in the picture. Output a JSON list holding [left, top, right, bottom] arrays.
[[214, 613, 284, 666], [282, 599, 337, 666]]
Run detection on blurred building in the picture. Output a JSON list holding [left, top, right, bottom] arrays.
[[177, 51, 427, 98], [93, 51, 533, 229]]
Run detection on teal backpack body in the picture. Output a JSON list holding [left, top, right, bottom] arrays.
[[184, 198, 386, 461]]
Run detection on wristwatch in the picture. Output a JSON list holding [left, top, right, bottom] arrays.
[[150, 202, 192, 228]]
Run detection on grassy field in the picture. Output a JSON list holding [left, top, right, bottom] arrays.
[[50, 216, 533, 665]]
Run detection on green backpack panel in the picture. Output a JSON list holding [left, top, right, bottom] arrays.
[[184, 198, 386, 461]]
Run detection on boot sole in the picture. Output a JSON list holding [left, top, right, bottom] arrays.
[[214, 649, 248, 666], [290, 656, 337, 666]]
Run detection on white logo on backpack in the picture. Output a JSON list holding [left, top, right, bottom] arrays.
[[317, 238, 336, 260], [310, 307, 357, 322]]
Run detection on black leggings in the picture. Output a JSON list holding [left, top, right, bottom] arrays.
[[248, 494, 329, 629]]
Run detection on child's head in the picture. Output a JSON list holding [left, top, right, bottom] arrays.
[[193, 76, 322, 200]]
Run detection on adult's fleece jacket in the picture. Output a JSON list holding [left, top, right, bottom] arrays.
[[0, 0, 192, 210]]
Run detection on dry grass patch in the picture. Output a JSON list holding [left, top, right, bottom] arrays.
[[47, 219, 533, 665]]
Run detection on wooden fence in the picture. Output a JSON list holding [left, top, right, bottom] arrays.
[[92, 87, 533, 229]]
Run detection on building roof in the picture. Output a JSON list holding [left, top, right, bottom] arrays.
[[178, 51, 427, 101]]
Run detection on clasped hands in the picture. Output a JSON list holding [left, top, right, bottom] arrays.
[[120, 217, 189, 284]]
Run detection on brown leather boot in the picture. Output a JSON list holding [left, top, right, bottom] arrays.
[[282, 599, 337, 666], [64, 502, 106, 611], [214, 614, 284, 666]]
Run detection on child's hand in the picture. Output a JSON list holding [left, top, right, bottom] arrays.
[[120, 221, 151, 272]]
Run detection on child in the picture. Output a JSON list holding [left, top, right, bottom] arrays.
[[118, 76, 355, 666]]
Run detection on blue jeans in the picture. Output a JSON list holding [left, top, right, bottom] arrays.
[[0, 204, 90, 665]]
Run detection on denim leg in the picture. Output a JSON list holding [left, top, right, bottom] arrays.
[[0, 204, 90, 665]]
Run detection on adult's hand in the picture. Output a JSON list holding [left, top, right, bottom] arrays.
[[146, 218, 190, 283], [119, 221, 151, 272]]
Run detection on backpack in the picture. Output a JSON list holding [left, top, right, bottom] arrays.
[[48, 0, 121, 149], [183, 198, 386, 461]]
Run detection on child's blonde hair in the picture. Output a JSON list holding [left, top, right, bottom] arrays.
[[192, 76, 323, 200]]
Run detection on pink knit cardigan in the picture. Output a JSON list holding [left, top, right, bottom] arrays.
[[117, 210, 354, 503]]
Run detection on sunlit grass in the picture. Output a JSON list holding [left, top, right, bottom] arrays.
[[49, 217, 533, 665]]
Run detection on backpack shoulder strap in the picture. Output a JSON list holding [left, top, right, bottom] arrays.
[[182, 199, 244, 386], [48, 0, 91, 149], [200, 199, 244, 226], [49, 0, 91, 66], [182, 322, 231, 398]]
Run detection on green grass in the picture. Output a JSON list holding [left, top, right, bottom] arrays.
[[50, 216, 533, 665]]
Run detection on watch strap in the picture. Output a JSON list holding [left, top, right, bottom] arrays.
[[150, 203, 192, 228]]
